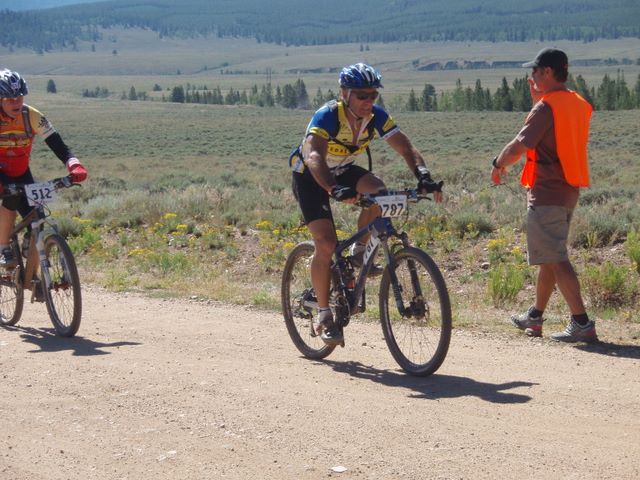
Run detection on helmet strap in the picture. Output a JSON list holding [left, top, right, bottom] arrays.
[[344, 89, 363, 121]]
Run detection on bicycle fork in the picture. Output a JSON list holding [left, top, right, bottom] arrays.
[[381, 232, 424, 318]]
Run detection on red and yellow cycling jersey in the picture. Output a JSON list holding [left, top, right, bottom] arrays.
[[0, 104, 55, 177], [292, 99, 399, 172]]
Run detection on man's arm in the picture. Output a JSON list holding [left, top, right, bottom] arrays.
[[303, 134, 334, 193], [491, 138, 528, 185], [386, 130, 443, 201], [385, 130, 426, 171]]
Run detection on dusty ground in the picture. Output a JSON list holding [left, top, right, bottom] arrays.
[[1, 286, 639, 480]]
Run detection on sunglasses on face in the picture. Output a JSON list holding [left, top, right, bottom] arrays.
[[353, 91, 379, 101]]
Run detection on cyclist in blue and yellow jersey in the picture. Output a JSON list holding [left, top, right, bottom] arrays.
[[290, 63, 443, 346], [0, 69, 88, 268]]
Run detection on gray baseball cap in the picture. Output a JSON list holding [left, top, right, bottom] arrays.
[[522, 48, 568, 70]]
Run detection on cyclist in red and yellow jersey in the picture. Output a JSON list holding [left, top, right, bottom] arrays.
[[0, 69, 88, 267]]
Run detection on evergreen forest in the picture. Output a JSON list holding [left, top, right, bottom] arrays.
[[1, 0, 639, 53]]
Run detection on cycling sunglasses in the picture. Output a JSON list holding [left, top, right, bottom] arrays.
[[353, 91, 379, 101]]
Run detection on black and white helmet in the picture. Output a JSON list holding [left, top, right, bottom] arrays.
[[0, 69, 28, 98]]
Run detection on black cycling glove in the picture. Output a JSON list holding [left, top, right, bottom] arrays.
[[330, 185, 358, 201], [415, 166, 444, 193]]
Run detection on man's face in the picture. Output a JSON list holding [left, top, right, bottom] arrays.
[[1, 96, 24, 119], [530, 66, 553, 92], [344, 88, 378, 117]]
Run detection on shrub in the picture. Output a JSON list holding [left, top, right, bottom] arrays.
[[583, 262, 637, 308], [625, 229, 640, 273], [488, 263, 525, 306]]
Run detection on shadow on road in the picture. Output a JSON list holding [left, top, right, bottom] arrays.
[[324, 360, 536, 404], [7, 325, 141, 356], [574, 341, 640, 359]]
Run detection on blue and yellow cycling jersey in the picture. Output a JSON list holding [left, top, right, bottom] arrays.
[[291, 99, 399, 172]]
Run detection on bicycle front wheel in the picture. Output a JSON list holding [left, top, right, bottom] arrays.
[[281, 241, 336, 359], [42, 234, 82, 337], [0, 241, 24, 327], [379, 247, 451, 376]]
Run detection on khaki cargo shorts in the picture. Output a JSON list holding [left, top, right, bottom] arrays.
[[526, 205, 573, 265]]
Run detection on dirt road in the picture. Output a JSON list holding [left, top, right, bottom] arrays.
[[1, 287, 638, 479]]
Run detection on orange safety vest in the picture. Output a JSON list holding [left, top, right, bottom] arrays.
[[520, 90, 592, 188]]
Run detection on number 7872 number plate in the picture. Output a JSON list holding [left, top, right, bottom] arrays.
[[25, 181, 57, 206], [376, 195, 407, 218]]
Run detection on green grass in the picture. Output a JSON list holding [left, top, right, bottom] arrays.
[[3, 36, 639, 341]]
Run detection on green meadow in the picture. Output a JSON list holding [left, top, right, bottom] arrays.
[[3, 31, 639, 340]]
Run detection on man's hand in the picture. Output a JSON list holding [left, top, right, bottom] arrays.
[[490, 156, 507, 185], [415, 166, 444, 202], [66, 158, 88, 183], [528, 78, 543, 104], [330, 185, 358, 203]]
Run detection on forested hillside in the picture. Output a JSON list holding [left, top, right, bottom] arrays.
[[0, 0, 99, 10], [1, 0, 638, 52]]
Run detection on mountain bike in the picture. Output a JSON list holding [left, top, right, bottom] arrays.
[[282, 188, 451, 376], [0, 176, 82, 337]]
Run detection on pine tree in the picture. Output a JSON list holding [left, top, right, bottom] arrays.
[[281, 84, 297, 108], [312, 88, 325, 109], [406, 89, 419, 111], [294, 79, 309, 109], [420, 83, 436, 111], [170, 85, 185, 103]]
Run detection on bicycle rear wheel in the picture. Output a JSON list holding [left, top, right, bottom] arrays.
[[42, 234, 82, 337], [0, 241, 24, 327], [379, 247, 451, 376], [281, 241, 336, 359]]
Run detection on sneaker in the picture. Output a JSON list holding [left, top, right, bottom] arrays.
[[0, 247, 17, 269], [551, 319, 598, 343], [311, 308, 333, 337], [511, 307, 544, 337], [348, 243, 383, 277], [320, 324, 344, 347]]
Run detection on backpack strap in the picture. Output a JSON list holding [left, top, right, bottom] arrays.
[[327, 109, 376, 171], [21, 106, 33, 138]]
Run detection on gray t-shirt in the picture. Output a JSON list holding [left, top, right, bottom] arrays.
[[516, 101, 579, 209]]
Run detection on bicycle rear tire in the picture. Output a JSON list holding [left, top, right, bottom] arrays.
[[282, 241, 336, 359], [379, 247, 451, 376], [42, 234, 82, 337]]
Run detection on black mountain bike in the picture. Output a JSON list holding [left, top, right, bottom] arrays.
[[0, 176, 82, 337], [282, 188, 451, 376]]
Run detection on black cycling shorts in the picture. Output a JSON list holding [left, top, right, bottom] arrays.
[[292, 164, 370, 224], [0, 169, 34, 215]]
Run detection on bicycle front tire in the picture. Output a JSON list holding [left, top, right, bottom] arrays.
[[379, 247, 451, 376], [281, 241, 336, 359], [0, 241, 24, 327], [42, 234, 82, 337]]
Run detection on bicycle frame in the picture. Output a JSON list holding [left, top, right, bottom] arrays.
[[11, 206, 49, 299], [332, 215, 409, 318]]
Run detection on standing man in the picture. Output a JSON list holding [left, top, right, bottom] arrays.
[[290, 63, 443, 346], [0, 69, 88, 268], [491, 48, 597, 343]]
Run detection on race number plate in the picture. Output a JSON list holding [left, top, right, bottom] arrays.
[[376, 195, 407, 218], [26, 181, 57, 206]]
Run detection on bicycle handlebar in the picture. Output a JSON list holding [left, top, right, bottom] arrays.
[[356, 188, 431, 208], [0, 175, 74, 198]]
